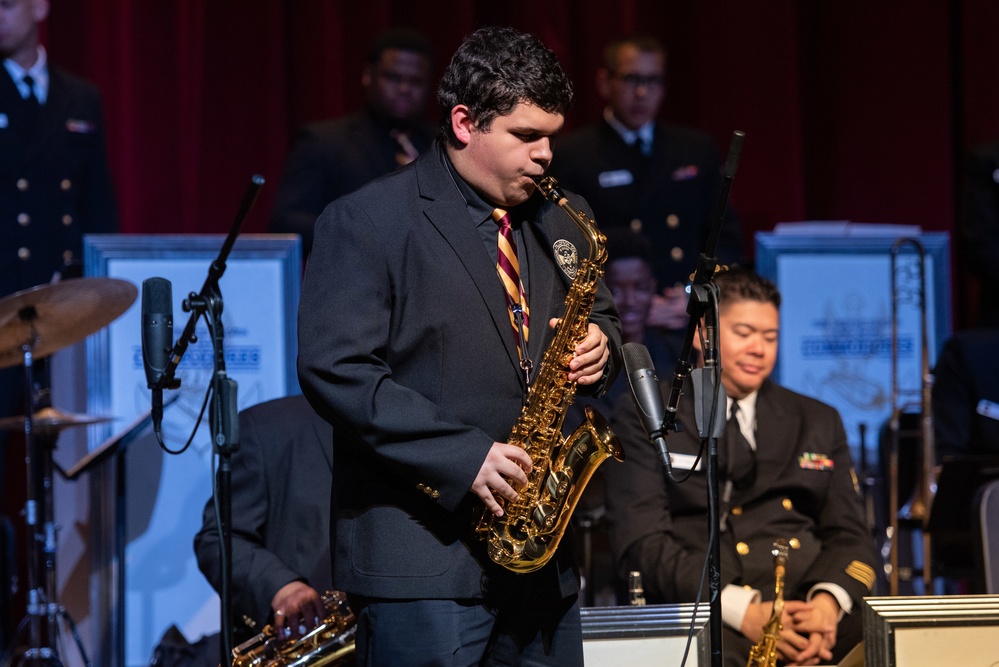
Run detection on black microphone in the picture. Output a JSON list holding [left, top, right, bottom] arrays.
[[623, 342, 666, 441], [141, 277, 173, 432], [623, 342, 677, 474]]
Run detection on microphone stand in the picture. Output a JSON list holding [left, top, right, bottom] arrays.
[[152, 175, 264, 667], [659, 131, 743, 667]]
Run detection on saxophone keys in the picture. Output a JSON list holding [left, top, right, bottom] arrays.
[[545, 469, 573, 500]]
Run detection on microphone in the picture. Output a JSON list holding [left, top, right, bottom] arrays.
[[623, 342, 675, 472], [141, 277, 173, 432], [623, 342, 666, 441]]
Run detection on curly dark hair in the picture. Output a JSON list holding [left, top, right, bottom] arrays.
[[437, 26, 573, 141]]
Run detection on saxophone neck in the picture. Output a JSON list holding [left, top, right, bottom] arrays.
[[533, 175, 605, 265]]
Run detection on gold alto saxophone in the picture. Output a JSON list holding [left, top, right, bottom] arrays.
[[229, 590, 356, 667], [474, 175, 624, 573], [747, 539, 791, 667]]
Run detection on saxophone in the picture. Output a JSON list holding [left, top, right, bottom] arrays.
[[747, 539, 791, 667], [229, 590, 356, 667], [474, 175, 624, 573]]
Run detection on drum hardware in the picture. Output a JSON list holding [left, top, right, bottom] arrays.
[[887, 238, 935, 596], [0, 278, 136, 667]]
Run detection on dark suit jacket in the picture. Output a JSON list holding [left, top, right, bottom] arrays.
[[297, 145, 622, 601], [551, 119, 742, 289], [962, 141, 999, 326], [0, 65, 118, 298], [269, 110, 436, 258], [932, 328, 999, 459], [193, 395, 333, 638], [605, 378, 876, 608]]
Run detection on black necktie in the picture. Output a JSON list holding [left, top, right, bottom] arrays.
[[22, 75, 40, 107], [724, 402, 756, 489]]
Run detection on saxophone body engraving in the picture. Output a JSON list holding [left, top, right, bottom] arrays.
[[475, 176, 624, 573], [747, 539, 791, 667]]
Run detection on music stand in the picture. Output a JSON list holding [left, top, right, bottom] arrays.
[[62, 395, 178, 667]]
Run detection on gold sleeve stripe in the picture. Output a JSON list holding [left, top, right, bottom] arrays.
[[846, 561, 876, 591]]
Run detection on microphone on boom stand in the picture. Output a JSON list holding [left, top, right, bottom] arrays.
[[141, 277, 174, 437]]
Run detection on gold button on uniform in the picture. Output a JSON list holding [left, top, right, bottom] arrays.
[[731, 506, 743, 516], [666, 214, 680, 229], [782, 498, 793, 511], [17, 178, 28, 191], [670, 247, 684, 262], [62, 214, 73, 226], [431, 490, 440, 500], [789, 538, 801, 550], [629, 218, 643, 233], [736, 542, 750, 556], [18, 247, 31, 260], [60, 179, 72, 190], [18, 213, 30, 226]]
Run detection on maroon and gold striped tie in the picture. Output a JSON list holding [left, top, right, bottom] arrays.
[[492, 208, 530, 349]]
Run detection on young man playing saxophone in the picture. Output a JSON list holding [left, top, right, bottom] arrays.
[[298, 26, 621, 666]]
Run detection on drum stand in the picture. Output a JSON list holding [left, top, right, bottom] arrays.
[[4, 330, 90, 667]]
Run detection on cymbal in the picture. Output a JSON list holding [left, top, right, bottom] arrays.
[[0, 407, 114, 433], [0, 277, 138, 369]]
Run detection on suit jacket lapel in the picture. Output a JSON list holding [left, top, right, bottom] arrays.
[[25, 69, 71, 165], [416, 150, 524, 375], [524, 202, 574, 364], [752, 382, 800, 494]]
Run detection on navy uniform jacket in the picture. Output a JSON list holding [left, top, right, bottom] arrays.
[[269, 111, 436, 258], [193, 395, 333, 639], [551, 119, 742, 290], [0, 65, 117, 298], [605, 377, 876, 663], [298, 145, 622, 601]]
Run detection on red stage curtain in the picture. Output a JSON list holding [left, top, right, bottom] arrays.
[[40, 1, 999, 325]]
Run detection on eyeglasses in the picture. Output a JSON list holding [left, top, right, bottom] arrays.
[[611, 72, 666, 90]]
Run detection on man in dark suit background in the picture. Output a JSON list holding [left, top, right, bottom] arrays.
[[269, 27, 436, 259], [298, 26, 621, 666], [604, 268, 876, 667], [193, 395, 333, 645], [551, 35, 742, 335], [961, 140, 999, 327]]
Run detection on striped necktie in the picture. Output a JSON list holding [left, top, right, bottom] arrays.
[[492, 208, 530, 350]]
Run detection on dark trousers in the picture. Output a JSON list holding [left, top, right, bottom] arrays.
[[350, 593, 582, 667]]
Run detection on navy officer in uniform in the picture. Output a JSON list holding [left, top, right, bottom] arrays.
[[0, 4, 118, 636], [551, 35, 742, 336], [605, 268, 876, 667]]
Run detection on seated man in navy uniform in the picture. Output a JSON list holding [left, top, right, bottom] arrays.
[[605, 268, 876, 667]]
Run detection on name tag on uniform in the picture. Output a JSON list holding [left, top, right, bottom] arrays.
[[598, 169, 634, 188], [66, 118, 96, 134], [669, 452, 702, 471], [977, 399, 999, 421]]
